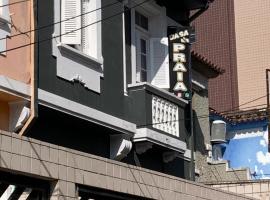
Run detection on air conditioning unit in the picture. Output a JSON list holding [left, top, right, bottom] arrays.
[[211, 120, 226, 144]]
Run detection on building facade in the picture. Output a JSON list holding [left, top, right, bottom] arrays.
[[193, 0, 270, 112], [0, 0, 253, 199]]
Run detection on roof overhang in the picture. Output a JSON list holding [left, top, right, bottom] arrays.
[[156, 0, 211, 11]]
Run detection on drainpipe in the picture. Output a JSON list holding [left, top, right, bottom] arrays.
[[19, 0, 38, 136]]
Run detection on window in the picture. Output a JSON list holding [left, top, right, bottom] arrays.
[[135, 12, 149, 82], [61, 0, 101, 59], [135, 11, 148, 31], [131, 6, 170, 89], [0, 0, 11, 55], [212, 143, 226, 161]]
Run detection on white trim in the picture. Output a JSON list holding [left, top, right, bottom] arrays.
[[130, 1, 167, 85], [0, 185, 16, 200], [130, 8, 137, 84], [134, 128, 187, 153], [0, 75, 31, 98], [52, 0, 103, 93], [58, 43, 103, 70], [56, 43, 103, 93], [122, 8, 127, 95], [38, 89, 136, 135], [192, 80, 206, 91], [128, 82, 188, 105]]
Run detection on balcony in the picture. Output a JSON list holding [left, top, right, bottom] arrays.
[[128, 82, 188, 154]]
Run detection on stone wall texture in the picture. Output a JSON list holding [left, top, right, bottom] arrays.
[[210, 180, 270, 200], [0, 130, 255, 199]]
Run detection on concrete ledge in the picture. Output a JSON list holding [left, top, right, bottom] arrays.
[[134, 128, 187, 153], [0, 75, 30, 99], [0, 130, 254, 200], [128, 82, 188, 107], [38, 89, 136, 136]]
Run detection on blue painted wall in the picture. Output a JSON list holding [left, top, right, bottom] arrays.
[[211, 115, 269, 179]]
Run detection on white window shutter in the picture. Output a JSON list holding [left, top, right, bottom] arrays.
[[0, 0, 10, 22], [135, 32, 141, 82], [81, 0, 90, 54], [150, 37, 170, 89], [61, 0, 81, 45]]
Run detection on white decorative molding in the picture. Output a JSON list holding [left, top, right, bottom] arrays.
[[135, 142, 153, 154], [9, 101, 30, 132], [55, 43, 103, 93], [38, 89, 136, 135], [110, 135, 132, 161], [163, 151, 180, 163], [0, 75, 30, 99], [134, 128, 186, 153], [70, 74, 87, 88], [152, 95, 179, 137]]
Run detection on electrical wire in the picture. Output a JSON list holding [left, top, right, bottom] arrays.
[[0, 0, 123, 41], [0, 0, 153, 54], [138, 100, 268, 128], [1, 0, 268, 127], [220, 95, 267, 114]]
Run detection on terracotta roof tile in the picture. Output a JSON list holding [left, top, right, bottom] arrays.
[[192, 51, 225, 75]]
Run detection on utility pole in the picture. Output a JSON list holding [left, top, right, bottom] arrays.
[[266, 69, 270, 152]]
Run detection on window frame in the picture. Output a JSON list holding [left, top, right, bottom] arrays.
[[54, 0, 103, 93], [135, 14, 150, 83], [0, 0, 11, 55], [60, 0, 102, 62], [130, 2, 169, 88]]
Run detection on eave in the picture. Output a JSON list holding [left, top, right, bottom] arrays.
[[156, 0, 211, 11]]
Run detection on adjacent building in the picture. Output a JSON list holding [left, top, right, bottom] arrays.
[[193, 0, 270, 112]]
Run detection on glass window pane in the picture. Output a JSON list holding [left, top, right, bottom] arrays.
[[141, 70, 147, 82], [135, 11, 140, 26], [140, 39, 146, 54], [141, 15, 148, 30], [135, 11, 148, 30], [141, 55, 147, 69]]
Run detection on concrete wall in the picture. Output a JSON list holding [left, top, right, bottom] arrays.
[[0, 0, 32, 83], [192, 87, 251, 183], [210, 180, 270, 200], [224, 123, 269, 179], [199, 161, 250, 183], [192, 88, 211, 181], [234, 0, 270, 109], [0, 130, 254, 200]]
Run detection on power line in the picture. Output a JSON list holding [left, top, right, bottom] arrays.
[[140, 112, 269, 128], [0, 0, 29, 8], [220, 95, 267, 114], [138, 101, 268, 128], [2, 0, 268, 127], [0, 0, 152, 54], [0, 0, 122, 41]]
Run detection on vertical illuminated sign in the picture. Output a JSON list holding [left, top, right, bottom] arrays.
[[169, 27, 193, 100]]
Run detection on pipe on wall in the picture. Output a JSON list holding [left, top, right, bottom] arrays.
[[19, 0, 38, 136]]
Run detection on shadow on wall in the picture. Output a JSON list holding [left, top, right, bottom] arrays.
[[193, 111, 206, 155]]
